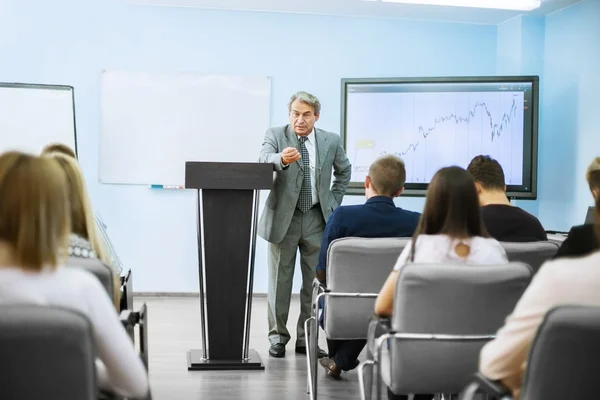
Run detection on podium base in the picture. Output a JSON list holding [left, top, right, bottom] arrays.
[[187, 349, 265, 371]]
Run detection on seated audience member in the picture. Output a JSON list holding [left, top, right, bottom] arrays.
[[554, 156, 600, 259], [479, 197, 600, 398], [467, 155, 547, 242], [0, 151, 149, 398], [41, 143, 124, 274], [46, 152, 120, 309], [316, 155, 420, 380], [375, 166, 507, 400]]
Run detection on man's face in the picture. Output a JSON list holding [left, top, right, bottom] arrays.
[[289, 99, 319, 136]]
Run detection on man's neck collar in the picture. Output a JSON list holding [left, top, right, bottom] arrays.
[[480, 191, 512, 207]]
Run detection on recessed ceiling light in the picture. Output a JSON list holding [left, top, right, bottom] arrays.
[[376, 0, 542, 11]]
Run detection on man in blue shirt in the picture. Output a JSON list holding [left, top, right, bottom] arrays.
[[316, 155, 421, 380]]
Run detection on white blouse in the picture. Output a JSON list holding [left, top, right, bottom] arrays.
[[394, 234, 508, 270], [0, 266, 149, 398]]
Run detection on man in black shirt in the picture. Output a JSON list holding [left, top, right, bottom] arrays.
[[554, 157, 600, 259], [467, 155, 547, 242]]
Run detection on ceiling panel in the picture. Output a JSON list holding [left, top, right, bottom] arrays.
[[125, 0, 581, 24]]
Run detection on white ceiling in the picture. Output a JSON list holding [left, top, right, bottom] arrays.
[[125, 0, 581, 24]]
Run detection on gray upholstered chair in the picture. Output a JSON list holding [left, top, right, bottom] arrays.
[[0, 304, 96, 400], [461, 305, 600, 400], [66, 256, 116, 298], [305, 237, 410, 399], [501, 241, 559, 275], [359, 262, 533, 400]]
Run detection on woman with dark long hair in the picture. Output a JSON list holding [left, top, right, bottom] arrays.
[[374, 166, 508, 400]]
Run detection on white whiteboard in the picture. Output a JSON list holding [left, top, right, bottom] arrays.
[[100, 70, 271, 185], [0, 84, 76, 155]]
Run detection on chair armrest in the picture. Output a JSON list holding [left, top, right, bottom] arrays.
[[366, 315, 392, 360], [460, 373, 512, 400], [119, 304, 149, 371]]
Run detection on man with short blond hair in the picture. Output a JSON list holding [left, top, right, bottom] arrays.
[[316, 154, 420, 379]]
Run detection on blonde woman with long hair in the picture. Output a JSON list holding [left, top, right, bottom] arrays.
[[0, 151, 148, 398], [46, 153, 120, 308]]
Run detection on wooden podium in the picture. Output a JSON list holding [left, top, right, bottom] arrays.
[[184, 162, 273, 370]]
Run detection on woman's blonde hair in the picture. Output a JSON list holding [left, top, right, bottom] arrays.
[[46, 153, 110, 265], [0, 152, 71, 270], [587, 157, 600, 193]]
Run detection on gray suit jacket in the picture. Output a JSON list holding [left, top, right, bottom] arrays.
[[257, 125, 352, 244]]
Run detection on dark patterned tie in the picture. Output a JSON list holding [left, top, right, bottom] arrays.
[[298, 136, 312, 213]]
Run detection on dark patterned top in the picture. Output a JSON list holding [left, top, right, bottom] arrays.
[[68, 234, 97, 259]]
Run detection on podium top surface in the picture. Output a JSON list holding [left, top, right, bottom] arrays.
[[185, 162, 273, 190]]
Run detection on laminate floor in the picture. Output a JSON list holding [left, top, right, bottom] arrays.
[[138, 296, 366, 400]]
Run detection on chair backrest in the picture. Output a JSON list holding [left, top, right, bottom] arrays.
[[501, 241, 558, 275], [0, 304, 96, 400], [387, 262, 532, 395], [66, 257, 115, 298], [521, 305, 600, 400], [325, 237, 409, 339]]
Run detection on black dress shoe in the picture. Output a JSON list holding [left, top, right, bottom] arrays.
[[295, 345, 328, 358], [319, 357, 341, 379], [269, 343, 286, 358]]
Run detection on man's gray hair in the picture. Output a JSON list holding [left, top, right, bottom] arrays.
[[288, 91, 321, 115]]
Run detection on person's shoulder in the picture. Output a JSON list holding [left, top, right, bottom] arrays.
[[55, 266, 101, 286], [537, 251, 600, 282], [267, 125, 289, 136], [570, 223, 594, 236], [329, 204, 359, 220], [513, 206, 543, 222], [396, 208, 421, 219], [316, 128, 340, 141]]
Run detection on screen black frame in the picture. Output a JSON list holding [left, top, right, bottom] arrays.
[[0, 82, 78, 158], [340, 75, 539, 200]]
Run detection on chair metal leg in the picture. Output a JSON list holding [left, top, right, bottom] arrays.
[[312, 311, 319, 400], [358, 360, 375, 400], [304, 317, 314, 397]]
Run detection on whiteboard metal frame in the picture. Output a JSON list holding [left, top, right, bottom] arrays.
[[0, 82, 77, 157]]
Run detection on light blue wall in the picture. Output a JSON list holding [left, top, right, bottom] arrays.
[[1, 0, 500, 292], [496, 15, 545, 216], [537, 0, 600, 230]]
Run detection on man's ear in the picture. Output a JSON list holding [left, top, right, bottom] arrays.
[[365, 176, 371, 189], [474, 182, 483, 194], [504, 185, 507, 193], [314, 113, 320, 123], [393, 186, 404, 198], [593, 188, 600, 201]]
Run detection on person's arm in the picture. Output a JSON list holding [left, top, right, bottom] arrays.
[[84, 275, 149, 398], [330, 140, 352, 206], [553, 226, 580, 259], [373, 244, 411, 316], [258, 128, 286, 171], [316, 209, 345, 284], [479, 264, 557, 386], [374, 270, 398, 317]]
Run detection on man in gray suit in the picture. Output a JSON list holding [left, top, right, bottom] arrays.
[[258, 91, 352, 358]]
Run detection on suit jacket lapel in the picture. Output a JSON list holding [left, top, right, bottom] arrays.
[[315, 128, 328, 169]]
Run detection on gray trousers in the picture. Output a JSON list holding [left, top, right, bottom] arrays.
[[267, 206, 325, 346]]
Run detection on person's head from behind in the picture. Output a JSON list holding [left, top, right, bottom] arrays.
[[416, 166, 486, 239], [46, 153, 107, 261], [586, 157, 600, 201], [41, 143, 76, 159], [0, 152, 70, 270], [467, 155, 509, 206], [365, 155, 406, 199], [288, 91, 320, 136]]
